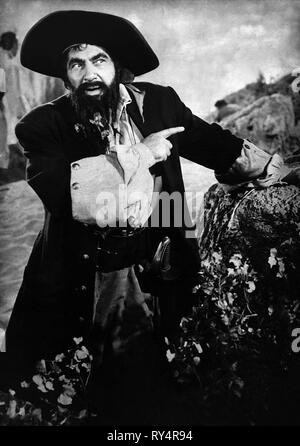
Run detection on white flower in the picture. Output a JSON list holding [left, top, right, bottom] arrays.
[[55, 353, 65, 362], [166, 349, 176, 363], [268, 306, 274, 316], [37, 384, 48, 393], [240, 262, 249, 275], [277, 258, 285, 278], [229, 254, 242, 269], [45, 381, 54, 391], [58, 374, 68, 382], [20, 381, 30, 388], [268, 248, 278, 268], [193, 342, 203, 354], [75, 349, 88, 360], [193, 356, 201, 365], [201, 259, 211, 269], [8, 389, 16, 396], [32, 375, 43, 386], [227, 292, 234, 305], [227, 268, 235, 276], [73, 337, 83, 345], [57, 393, 73, 406], [212, 251, 222, 264], [246, 281, 256, 293], [268, 254, 277, 268]]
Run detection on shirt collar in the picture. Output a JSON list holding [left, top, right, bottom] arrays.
[[115, 83, 132, 124], [119, 83, 132, 108]]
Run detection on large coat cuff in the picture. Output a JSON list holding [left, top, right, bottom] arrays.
[[215, 140, 292, 190], [70, 146, 154, 228]]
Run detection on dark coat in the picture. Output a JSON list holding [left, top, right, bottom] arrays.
[[5, 82, 243, 363]]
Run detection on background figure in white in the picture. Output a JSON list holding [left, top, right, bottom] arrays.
[[0, 67, 8, 168], [0, 32, 31, 147]]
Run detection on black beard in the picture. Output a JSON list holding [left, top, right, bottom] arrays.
[[69, 79, 120, 153]]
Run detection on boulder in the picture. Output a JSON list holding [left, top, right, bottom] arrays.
[[200, 182, 300, 287], [220, 94, 297, 158]]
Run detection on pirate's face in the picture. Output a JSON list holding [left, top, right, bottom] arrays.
[[66, 44, 116, 97]]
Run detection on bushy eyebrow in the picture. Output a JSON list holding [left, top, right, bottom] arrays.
[[91, 51, 109, 62], [68, 51, 110, 68]]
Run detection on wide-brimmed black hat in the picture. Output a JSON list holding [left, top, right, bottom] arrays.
[[20, 10, 159, 78]]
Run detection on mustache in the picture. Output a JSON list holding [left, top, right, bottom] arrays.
[[76, 81, 108, 94]]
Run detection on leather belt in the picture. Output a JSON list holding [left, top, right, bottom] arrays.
[[94, 226, 147, 272], [93, 226, 146, 239]]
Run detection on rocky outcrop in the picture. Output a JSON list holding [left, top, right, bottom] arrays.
[[200, 181, 300, 285], [220, 93, 297, 158]]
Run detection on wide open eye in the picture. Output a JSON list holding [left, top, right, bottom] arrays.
[[70, 62, 82, 70], [94, 57, 106, 66]]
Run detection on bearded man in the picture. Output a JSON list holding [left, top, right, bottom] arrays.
[[4, 12, 299, 415]]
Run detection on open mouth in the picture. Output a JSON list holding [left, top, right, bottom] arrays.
[[81, 82, 104, 94], [85, 85, 101, 91]]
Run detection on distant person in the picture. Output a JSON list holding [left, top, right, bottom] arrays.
[[0, 31, 30, 147], [214, 99, 241, 122], [0, 67, 8, 168]]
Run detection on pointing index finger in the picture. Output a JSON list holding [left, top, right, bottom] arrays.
[[156, 126, 185, 138]]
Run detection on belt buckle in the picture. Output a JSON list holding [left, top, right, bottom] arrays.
[[110, 227, 145, 238]]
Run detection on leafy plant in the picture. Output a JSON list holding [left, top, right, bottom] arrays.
[[165, 248, 300, 423], [0, 338, 94, 425]]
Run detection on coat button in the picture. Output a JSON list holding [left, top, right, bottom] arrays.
[[72, 162, 80, 170], [72, 182, 80, 190], [82, 253, 89, 260]]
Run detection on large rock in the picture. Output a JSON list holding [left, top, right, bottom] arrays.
[[220, 93, 297, 158], [200, 182, 300, 283]]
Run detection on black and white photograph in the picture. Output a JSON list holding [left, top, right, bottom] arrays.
[[0, 0, 300, 429]]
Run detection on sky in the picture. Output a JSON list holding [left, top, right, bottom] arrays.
[[1, 0, 300, 116]]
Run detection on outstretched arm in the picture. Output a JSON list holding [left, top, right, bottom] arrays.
[[168, 86, 297, 187]]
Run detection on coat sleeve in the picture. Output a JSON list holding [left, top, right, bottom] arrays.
[[167, 86, 244, 172], [167, 87, 294, 186], [15, 106, 72, 218]]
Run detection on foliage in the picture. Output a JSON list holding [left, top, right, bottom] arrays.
[[165, 248, 300, 423], [1, 248, 299, 425], [0, 338, 93, 426]]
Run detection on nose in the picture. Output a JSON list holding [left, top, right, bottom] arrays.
[[83, 61, 99, 82]]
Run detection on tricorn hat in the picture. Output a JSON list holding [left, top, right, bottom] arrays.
[[20, 10, 159, 78]]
